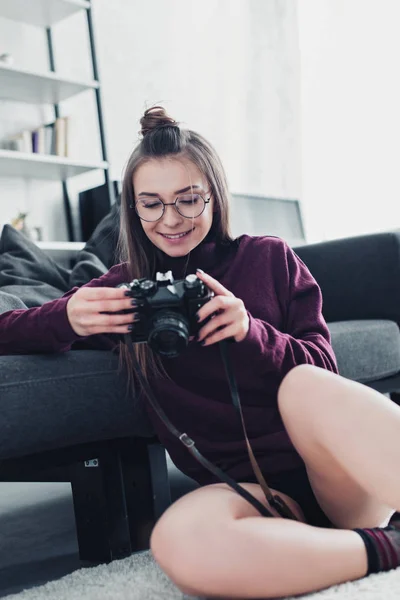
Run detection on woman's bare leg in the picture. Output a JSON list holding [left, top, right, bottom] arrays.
[[151, 367, 400, 597], [278, 365, 399, 527], [151, 482, 368, 599]]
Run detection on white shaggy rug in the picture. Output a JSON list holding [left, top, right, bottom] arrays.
[[4, 550, 400, 600]]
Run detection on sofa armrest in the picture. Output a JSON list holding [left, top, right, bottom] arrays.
[[293, 231, 400, 326]]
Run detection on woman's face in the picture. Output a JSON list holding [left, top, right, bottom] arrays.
[[133, 157, 214, 257]]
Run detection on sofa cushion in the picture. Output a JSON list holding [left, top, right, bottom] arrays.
[[329, 319, 400, 383]]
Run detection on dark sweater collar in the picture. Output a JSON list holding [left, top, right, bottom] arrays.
[[156, 237, 237, 280]]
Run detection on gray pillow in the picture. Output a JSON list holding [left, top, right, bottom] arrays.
[[0, 225, 70, 307], [0, 290, 27, 314]]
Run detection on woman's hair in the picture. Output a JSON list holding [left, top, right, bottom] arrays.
[[117, 106, 233, 391]]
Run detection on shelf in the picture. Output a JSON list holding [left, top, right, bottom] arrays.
[[0, 0, 111, 245], [0, 149, 108, 180], [37, 240, 84, 260], [0, 0, 89, 27], [0, 64, 98, 105]]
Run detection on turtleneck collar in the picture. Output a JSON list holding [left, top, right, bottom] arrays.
[[156, 236, 237, 281]]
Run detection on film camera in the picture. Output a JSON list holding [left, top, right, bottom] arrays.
[[119, 271, 213, 357]]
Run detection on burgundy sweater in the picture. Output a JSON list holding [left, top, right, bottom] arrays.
[[0, 235, 338, 484]]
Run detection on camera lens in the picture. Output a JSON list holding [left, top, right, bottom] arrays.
[[148, 310, 190, 358]]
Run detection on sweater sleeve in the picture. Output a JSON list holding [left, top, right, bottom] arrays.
[[0, 264, 127, 356], [235, 241, 338, 377]]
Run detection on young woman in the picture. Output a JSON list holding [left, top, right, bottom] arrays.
[[2, 106, 400, 599]]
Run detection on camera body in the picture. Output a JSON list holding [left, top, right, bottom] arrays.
[[119, 271, 213, 357]]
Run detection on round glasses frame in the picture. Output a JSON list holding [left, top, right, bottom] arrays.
[[134, 192, 212, 222]]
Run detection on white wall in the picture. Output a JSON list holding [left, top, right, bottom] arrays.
[[0, 0, 300, 242], [298, 0, 400, 242]]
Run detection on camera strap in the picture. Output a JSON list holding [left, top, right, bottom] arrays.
[[219, 340, 299, 521], [125, 335, 299, 520]]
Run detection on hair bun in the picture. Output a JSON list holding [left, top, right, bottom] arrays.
[[140, 106, 177, 137]]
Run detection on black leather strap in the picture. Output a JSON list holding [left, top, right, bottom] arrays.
[[219, 340, 299, 521]]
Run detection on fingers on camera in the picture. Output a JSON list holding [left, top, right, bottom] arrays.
[[126, 312, 139, 331]]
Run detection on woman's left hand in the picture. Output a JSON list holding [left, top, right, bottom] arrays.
[[195, 270, 249, 346]]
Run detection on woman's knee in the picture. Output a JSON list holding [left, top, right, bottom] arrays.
[[150, 485, 230, 585], [150, 484, 267, 596], [150, 486, 231, 594], [278, 364, 337, 419], [278, 364, 315, 415], [150, 505, 192, 592], [150, 492, 199, 558]]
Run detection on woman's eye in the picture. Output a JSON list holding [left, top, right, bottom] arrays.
[[179, 195, 200, 205], [143, 201, 162, 209]]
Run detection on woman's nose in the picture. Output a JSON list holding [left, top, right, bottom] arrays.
[[161, 204, 184, 227]]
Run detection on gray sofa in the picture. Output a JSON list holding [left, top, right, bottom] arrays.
[[1, 216, 400, 563]]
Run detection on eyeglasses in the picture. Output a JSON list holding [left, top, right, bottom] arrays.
[[134, 192, 212, 222]]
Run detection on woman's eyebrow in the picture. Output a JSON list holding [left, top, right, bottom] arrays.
[[174, 185, 202, 194], [137, 185, 202, 197]]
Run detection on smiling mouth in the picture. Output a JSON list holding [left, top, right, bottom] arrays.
[[158, 229, 194, 240]]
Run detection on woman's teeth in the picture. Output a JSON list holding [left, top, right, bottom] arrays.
[[161, 230, 191, 239]]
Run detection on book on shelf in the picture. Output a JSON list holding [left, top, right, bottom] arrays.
[[2, 117, 69, 157], [55, 117, 68, 157], [5, 129, 31, 153], [44, 122, 57, 155]]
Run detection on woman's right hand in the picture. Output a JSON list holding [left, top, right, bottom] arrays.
[[66, 286, 138, 337]]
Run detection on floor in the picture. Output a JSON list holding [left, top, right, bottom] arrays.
[[0, 459, 199, 599], [0, 482, 82, 597]]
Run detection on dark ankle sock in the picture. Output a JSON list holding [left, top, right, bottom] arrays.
[[354, 523, 400, 574]]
